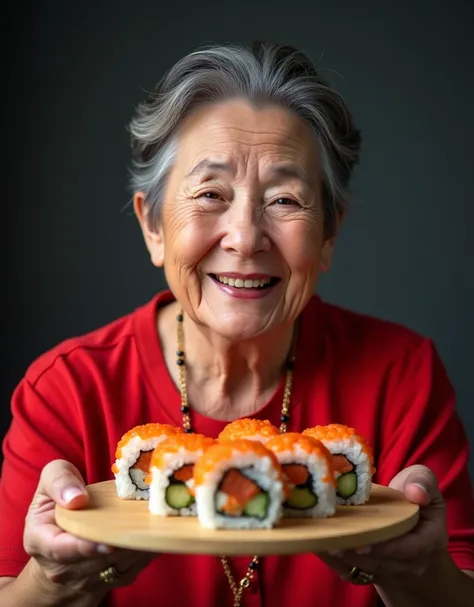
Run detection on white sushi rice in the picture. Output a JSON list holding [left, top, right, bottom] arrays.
[[149, 449, 200, 517], [113, 435, 169, 500], [318, 436, 373, 505], [275, 444, 336, 518], [239, 433, 277, 445], [195, 451, 284, 530]]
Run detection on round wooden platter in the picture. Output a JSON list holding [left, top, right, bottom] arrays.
[[56, 481, 419, 556]]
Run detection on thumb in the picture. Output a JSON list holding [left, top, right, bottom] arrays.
[[388, 464, 440, 507], [38, 459, 89, 510]]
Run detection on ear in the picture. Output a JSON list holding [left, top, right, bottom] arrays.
[[133, 192, 165, 267], [320, 237, 336, 272], [320, 210, 344, 272]]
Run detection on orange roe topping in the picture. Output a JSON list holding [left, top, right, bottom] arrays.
[[111, 423, 182, 473], [217, 418, 280, 442], [303, 424, 375, 472], [150, 433, 215, 470], [194, 439, 283, 487], [266, 433, 336, 486]]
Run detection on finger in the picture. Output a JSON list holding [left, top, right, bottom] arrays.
[[374, 524, 446, 560], [46, 550, 156, 591], [317, 552, 385, 583], [25, 522, 113, 562], [38, 459, 89, 509], [113, 549, 156, 571], [338, 552, 407, 581], [403, 483, 431, 506], [113, 554, 156, 587], [388, 465, 440, 505]]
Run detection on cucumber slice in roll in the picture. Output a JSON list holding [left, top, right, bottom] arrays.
[[165, 483, 195, 509], [285, 487, 318, 510], [243, 492, 269, 519], [336, 472, 357, 499]]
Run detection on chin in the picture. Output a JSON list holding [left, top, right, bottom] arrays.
[[202, 311, 282, 342]]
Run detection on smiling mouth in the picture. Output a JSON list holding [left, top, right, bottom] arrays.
[[209, 274, 280, 290]]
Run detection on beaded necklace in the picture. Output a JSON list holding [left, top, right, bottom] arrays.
[[176, 310, 296, 607]]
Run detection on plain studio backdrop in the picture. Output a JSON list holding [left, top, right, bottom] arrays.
[[2, 0, 473, 477]]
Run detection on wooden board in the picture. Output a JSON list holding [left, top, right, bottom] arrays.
[[55, 481, 419, 556]]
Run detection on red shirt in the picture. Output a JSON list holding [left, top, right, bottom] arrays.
[[1, 291, 473, 607]]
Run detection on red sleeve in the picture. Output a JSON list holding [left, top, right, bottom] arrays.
[[377, 338, 474, 572], [0, 369, 85, 577]]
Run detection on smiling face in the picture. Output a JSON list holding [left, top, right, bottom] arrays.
[[135, 99, 339, 341]]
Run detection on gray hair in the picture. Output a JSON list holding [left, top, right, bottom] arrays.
[[128, 41, 361, 235]]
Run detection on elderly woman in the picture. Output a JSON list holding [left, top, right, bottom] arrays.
[[0, 41, 473, 607]]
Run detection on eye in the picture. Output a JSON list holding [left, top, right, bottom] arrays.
[[201, 191, 222, 200], [273, 197, 299, 206]]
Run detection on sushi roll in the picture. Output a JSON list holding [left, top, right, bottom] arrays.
[[217, 418, 280, 444], [194, 439, 285, 530], [266, 433, 336, 518], [111, 423, 182, 500], [148, 433, 215, 517], [302, 424, 375, 505]]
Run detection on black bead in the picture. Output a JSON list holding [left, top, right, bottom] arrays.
[[249, 561, 257, 570], [184, 427, 193, 433], [176, 350, 184, 357], [286, 358, 295, 370], [176, 314, 183, 322], [280, 414, 289, 423], [177, 358, 184, 366], [180, 405, 190, 414]]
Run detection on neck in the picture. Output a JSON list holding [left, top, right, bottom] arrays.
[[159, 301, 297, 420], [184, 313, 295, 392]]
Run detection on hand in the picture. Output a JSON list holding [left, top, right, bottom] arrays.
[[24, 459, 155, 598], [318, 465, 448, 588]]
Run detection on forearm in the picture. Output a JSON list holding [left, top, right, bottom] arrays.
[[376, 552, 474, 607], [0, 559, 108, 607]]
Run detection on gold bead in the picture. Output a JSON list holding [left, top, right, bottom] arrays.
[[240, 578, 250, 588]]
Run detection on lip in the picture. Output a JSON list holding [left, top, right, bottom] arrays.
[[208, 274, 280, 300]]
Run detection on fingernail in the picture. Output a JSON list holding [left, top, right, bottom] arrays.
[[412, 483, 427, 493], [356, 545, 372, 555], [96, 544, 113, 554], [62, 487, 85, 503]]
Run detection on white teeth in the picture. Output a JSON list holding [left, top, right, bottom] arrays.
[[215, 275, 273, 288]]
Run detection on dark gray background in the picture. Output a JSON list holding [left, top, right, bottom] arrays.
[[3, 0, 473, 476]]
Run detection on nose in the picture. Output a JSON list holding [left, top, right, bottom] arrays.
[[220, 200, 271, 257]]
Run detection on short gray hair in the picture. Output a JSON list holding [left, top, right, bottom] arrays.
[[128, 41, 361, 235]]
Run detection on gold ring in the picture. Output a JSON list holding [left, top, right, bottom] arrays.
[[99, 565, 120, 584], [348, 566, 375, 585]]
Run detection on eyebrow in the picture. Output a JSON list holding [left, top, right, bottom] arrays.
[[185, 159, 235, 179], [185, 159, 311, 188], [267, 163, 310, 185]]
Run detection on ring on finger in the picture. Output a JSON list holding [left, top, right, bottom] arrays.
[[347, 566, 375, 585], [99, 565, 120, 584]]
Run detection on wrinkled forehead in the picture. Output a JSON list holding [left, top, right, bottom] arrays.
[[173, 100, 321, 184]]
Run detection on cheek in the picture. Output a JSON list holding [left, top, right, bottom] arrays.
[[163, 203, 211, 261], [275, 217, 324, 273]]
